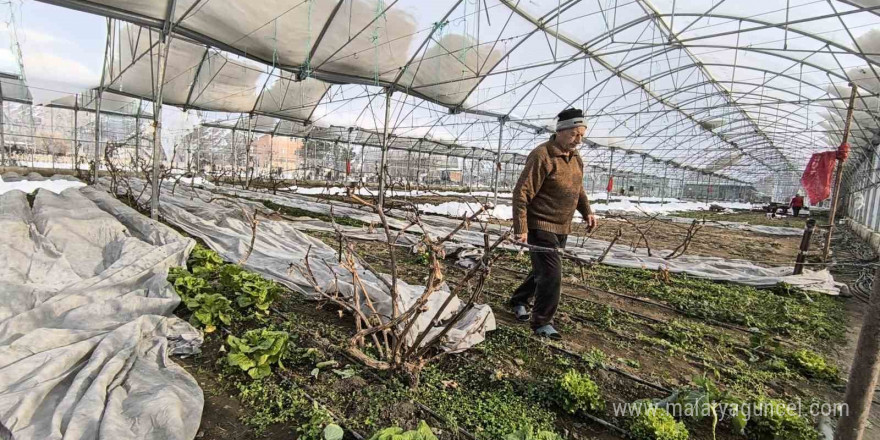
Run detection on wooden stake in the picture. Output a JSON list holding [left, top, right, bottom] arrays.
[[822, 83, 858, 261]]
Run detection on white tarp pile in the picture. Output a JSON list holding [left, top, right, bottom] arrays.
[[201, 185, 842, 295], [0, 174, 202, 440], [120, 179, 496, 352]]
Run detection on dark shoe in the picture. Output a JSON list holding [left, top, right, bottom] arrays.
[[534, 324, 561, 340], [512, 305, 530, 322]]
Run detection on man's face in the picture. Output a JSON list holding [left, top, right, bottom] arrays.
[[556, 126, 586, 150]]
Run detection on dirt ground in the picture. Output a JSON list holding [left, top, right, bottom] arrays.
[[487, 212, 810, 266], [585, 215, 810, 265]]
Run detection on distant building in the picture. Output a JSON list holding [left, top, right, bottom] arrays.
[[251, 134, 302, 178]]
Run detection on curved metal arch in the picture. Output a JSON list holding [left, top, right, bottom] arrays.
[[666, 10, 880, 69], [598, 61, 829, 130], [638, 112, 815, 165], [450, 0, 583, 111], [634, 89, 825, 151], [614, 79, 822, 143], [601, 77, 820, 144], [636, 1, 788, 169], [498, 0, 781, 171]]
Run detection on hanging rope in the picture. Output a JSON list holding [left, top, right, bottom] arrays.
[[371, 0, 386, 85], [303, 0, 313, 78]]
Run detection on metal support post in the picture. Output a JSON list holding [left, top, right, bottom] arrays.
[[607, 149, 614, 204], [150, 0, 177, 219], [73, 100, 78, 170], [93, 18, 111, 183], [638, 154, 645, 203], [134, 99, 141, 170], [377, 88, 392, 208], [492, 118, 505, 206], [660, 162, 668, 205], [705, 173, 712, 204], [0, 85, 5, 167]]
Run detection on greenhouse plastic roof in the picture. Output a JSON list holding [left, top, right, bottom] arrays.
[[34, 0, 880, 182]]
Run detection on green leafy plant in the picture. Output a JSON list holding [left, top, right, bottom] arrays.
[[584, 348, 609, 369], [368, 420, 437, 440], [553, 369, 604, 414], [503, 428, 563, 440], [297, 403, 337, 440], [663, 375, 746, 439], [789, 349, 839, 381], [323, 424, 344, 440], [222, 268, 280, 312], [169, 269, 210, 300], [629, 400, 689, 440], [744, 398, 819, 440], [226, 328, 290, 379], [185, 293, 233, 333], [189, 245, 224, 276], [236, 379, 310, 434]]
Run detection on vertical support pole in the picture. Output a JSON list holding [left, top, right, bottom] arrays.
[[638, 154, 645, 203], [681, 168, 687, 199], [269, 134, 274, 183], [346, 127, 353, 182], [607, 148, 614, 204], [468, 155, 475, 189], [377, 88, 392, 208], [590, 168, 597, 195], [93, 18, 112, 183], [415, 146, 422, 189], [836, 267, 880, 440], [0, 83, 5, 167], [73, 99, 78, 171], [705, 173, 712, 205], [359, 135, 366, 183], [660, 162, 668, 205], [231, 128, 237, 183], [822, 83, 858, 262], [150, 0, 177, 220], [134, 99, 141, 170], [245, 114, 254, 188], [493, 118, 505, 206]]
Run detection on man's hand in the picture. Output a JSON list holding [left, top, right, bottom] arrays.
[[585, 214, 597, 231], [515, 232, 528, 243]]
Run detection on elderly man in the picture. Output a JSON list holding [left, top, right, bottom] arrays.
[[509, 108, 596, 340]]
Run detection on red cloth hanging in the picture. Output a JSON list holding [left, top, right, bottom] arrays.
[[800, 151, 838, 205], [606, 176, 614, 192], [837, 142, 850, 161], [345, 160, 351, 175]]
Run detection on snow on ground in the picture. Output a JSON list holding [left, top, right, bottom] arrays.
[[284, 186, 698, 205], [284, 185, 513, 198], [0, 175, 85, 194], [418, 199, 756, 220]]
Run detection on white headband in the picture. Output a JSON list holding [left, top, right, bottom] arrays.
[[556, 117, 586, 131]]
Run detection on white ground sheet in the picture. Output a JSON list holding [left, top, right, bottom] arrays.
[[0, 175, 202, 440], [200, 184, 840, 295], [0, 172, 85, 195], [121, 179, 495, 353]]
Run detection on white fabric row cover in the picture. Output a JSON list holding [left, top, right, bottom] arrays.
[[203, 183, 842, 295], [0, 174, 202, 440], [118, 179, 496, 352]]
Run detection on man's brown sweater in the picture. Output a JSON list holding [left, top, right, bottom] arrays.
[[512, 136, 592, 235]]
